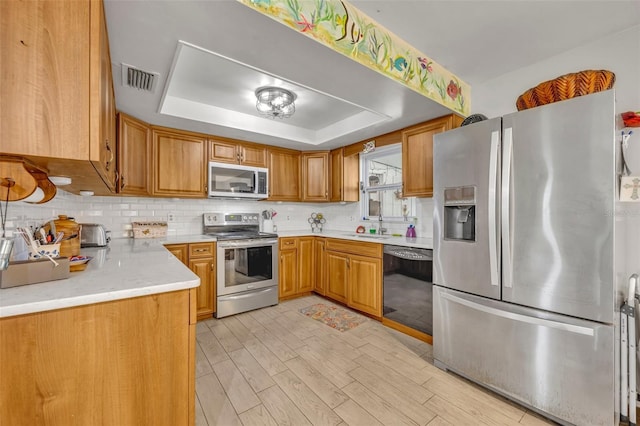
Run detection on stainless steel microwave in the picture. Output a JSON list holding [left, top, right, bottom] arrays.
[[208, 161, 268, 199]]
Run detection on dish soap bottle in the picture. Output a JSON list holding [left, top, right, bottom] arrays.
[[406, 224, 416, 238]]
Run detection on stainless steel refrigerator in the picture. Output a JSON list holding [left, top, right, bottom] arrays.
[[432, 90, 635, 426]]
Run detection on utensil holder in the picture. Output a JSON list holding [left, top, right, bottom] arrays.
[[28, 243, 61, 260], [262, 219, 274, 233], [0, 257, 70, 288]]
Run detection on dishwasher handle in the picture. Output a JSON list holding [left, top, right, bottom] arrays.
[[383, 245, 432, 261]]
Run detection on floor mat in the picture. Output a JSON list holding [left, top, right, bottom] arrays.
[[299, 303, 367, 332]]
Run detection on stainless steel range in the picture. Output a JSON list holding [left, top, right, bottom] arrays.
[[203, 212, 279, 318]]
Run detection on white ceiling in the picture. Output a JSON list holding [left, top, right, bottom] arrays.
[[104, 0, 640, 151]]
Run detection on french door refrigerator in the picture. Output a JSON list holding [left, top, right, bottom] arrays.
[[433, 90, 634, 426]]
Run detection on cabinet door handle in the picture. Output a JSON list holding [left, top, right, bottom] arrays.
[[120, 175, 126, 190], [347, 258, 350, 269], [210, 262, 215, 271], [194, 248, 207, 252], [105, 139, 113, 171]]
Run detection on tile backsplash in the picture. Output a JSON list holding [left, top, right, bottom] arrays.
[[5, 191, 434, 239]]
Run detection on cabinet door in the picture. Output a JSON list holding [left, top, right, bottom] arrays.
[[0, 291, 194, 426], [302, 152, 329, 201], [279, 249, 298, 298], [209, 139, 239, 164], [91, 0, 117, 191], [239, 144, 267, 167], [326, 251, 348, 303], [152, 128, 207, 198], [117, 113, 150, 195], [297, 237, 315, 293], [314, 238, 326, 295], [165, 244, 188, 265], [189, 257, 215, 319], [330, 149, 359, 202], [1, 0, 90, 160], [268, 149, 300, 201], [348, 254, 382, 317], [402, 115, 461, 198]]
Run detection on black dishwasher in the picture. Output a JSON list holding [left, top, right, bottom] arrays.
[[383, 245, 433, 335]]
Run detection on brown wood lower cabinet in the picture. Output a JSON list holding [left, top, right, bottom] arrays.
[[324, 238, 383, 317], [0, 289, 196, 426], [279, 237, 315, 299], [165, 242, 216, 320], [314, 238, 327, 295]]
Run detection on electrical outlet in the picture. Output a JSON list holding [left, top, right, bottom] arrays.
[[287, 215, 290, 221], [350, 216, 354, 221], [167, 213, 176, 222]]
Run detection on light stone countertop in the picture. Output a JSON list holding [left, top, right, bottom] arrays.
[[0, 231, 431, 318], [0, 238, 200, 318], [275, 230, 433, 250]]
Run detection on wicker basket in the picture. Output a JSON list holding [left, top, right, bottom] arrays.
[[516, 70, 615, 111], [132, 222, 168, 239]]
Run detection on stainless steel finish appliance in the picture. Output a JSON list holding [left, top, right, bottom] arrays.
[[433, 90, 633, 426], [203, 213, 278, 318], [383, 245, 433, 335], [208, 162, 268, 199], [79, 223, 111, 247]]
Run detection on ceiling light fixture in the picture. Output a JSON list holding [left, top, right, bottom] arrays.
[[255, 87, 296, 119]]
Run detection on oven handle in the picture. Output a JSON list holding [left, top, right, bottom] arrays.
[[218, 287, 274, 301], [217, 239, 278, 248]]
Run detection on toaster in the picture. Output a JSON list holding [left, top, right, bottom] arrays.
[[80, 223, 111, 247]]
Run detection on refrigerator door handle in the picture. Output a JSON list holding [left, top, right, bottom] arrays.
[[501, 127, 513, 288], [440, 291, 595, 336], [488, 131, 500, 287]]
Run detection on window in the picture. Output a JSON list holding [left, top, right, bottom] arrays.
[[360, 144, 416, 220]]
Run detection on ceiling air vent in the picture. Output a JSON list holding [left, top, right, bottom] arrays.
[[121, 63, 159, 93]]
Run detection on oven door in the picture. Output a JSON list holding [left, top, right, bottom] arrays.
[[217, 239, 279, 296]]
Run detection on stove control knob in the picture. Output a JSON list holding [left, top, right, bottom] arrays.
[[243, 215, 248, 221]]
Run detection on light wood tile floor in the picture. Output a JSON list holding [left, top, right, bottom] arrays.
[[195, 295, 557, 426]]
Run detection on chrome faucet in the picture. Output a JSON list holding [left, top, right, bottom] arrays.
[[378, 214, 387, 235]]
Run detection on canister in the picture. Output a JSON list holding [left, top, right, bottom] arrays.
[[51, 215, 80, 257]]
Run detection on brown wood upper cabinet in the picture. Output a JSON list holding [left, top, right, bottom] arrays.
[[268, 148, 300, 201], [209, 139, 267, 168], [152, 127, 208, 198], [301, 151, 330, 202], [91, 1, 117, 192], [116, 113, 151, 196], [1, 0, 117, 194], [402, 114, 463, 197], [330, 148, 359, 202]]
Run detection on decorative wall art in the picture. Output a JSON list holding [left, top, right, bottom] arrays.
[[238, 0, 471, 116]]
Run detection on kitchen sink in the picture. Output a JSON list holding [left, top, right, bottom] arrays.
[[343, 233, 391, 240]]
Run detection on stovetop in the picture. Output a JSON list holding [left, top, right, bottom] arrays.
[[202, 212, 277, 241], [205, 231, 278, 241]]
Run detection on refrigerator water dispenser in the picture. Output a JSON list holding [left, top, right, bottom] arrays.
[[443, 186, 476, 241]]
